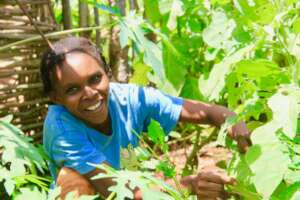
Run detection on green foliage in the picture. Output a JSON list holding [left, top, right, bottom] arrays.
[[90, 163, 182, 200], [118, 0, 300, 199], [147, 119, 169, 153], [0, 116, 51, 198], [13, 0, 300, 199]]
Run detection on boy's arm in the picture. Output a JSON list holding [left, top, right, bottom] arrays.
[[179, 99, 251, 152], [57, 166, 142, 200]]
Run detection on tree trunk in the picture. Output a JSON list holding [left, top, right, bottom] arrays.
[[129, 0, 138, 10], [62, 0, 72, 29], [93, 3, 100, 48], [108, 0, 128, 83], [79, 0, 90, 37]]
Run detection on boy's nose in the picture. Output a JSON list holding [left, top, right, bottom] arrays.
[[82, 86, 97, 99]]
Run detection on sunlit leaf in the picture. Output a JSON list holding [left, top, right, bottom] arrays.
[[147, 119, 168, 153], [203, 10, 236, 49], [167, 0, 184, 30], [144, 0, 161, 24], [199, 44, 254, 101], [14, 187, 47, 200]]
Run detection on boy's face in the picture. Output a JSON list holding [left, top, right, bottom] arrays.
[[50, 51, 110, 129]]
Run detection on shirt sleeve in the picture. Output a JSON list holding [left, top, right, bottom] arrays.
[[50, 125, 106, 175], [139, 86, 183, 134]]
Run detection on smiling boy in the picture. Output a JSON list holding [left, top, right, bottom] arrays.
[[41, 37, 250, 199]]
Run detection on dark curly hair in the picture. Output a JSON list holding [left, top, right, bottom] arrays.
[[40, 37, 110, 95]]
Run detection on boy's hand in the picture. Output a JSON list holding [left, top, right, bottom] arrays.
[[57, 167, 95, 200], [228, 121, 251, 153], [180, 166, 235, 200]]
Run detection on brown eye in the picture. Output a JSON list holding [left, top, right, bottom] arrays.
[[66, 86, 79, 95], [89, 74, 102, 84]]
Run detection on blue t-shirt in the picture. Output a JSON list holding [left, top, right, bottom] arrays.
[[43, 83, 183, 180]]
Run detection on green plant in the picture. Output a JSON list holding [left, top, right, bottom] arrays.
[[0, 115, 50, 198]]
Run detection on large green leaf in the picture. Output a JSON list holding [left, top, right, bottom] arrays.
[[246, 144, 290, 199], [144, 0, 161, 24], [14, 187, 47, 200], [129, 61, 151, 86], [162, 43, 187, 92], [247, 120, 291, 199], [268, 87, 300, 138], [234, 0, 276, 25], [119, 13, 181, 95], [147, 119, 168, 153], [202, 10, 236, 49], [235, 59, 280, 79], [0, 120, 47, 173], [180, 77, 204, 101], [91, 164, 182, 200], [199, 44, 255, 101]]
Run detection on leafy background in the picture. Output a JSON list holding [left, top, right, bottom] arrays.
[[2, 0, 300, 199]]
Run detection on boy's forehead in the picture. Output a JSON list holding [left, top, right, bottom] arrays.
[[64, 51, 93, 66]]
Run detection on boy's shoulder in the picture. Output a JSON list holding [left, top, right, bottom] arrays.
[[109, 82, 139, 92], [109, 82, 141, 103], [44, 105, 85, 134]]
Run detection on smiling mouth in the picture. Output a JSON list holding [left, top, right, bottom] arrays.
[[85, 101, 102, 111]]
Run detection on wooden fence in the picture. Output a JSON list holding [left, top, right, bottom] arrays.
[[0, 0, 57, 142]]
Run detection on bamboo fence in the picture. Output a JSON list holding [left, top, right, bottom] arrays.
[[0, 0, 58, 142]]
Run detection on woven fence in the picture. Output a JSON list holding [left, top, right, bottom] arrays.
[[0, 0, 58, 142]]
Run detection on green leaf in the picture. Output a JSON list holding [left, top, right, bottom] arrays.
[[167, 0, 184, 30], [144, 0, 161, 24], [156, 160, 176, 178], [93, 3, 121, 16], [248, 120, 291, 198], [285, 169, 300, 184], [129, 61, 151, 86], [293, 18, 300, 34], [4, 179, 15, 196], [91, 164, 182, 200], [47, 186, 61, 200], [199, 44, 255, 101], [291, 191, 300, 200], [203, 10, 236, 49], [246, 143, 290, 199], [268, 86, 300, 139], [0, 120, 47, 175], [0, 115, 13, 123], [15, 187, 47, 200], [109, 178, 134, 200], [235, 59, 280, 79], [255, 2, 277, 25], [147, 119, 168, 153], [163, 43, 187, 92], [158, 0, 173, 14], [141, 187, 174, 200]]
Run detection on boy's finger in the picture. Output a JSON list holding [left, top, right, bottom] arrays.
[[198, 171, 235, 185], [237, 135, 252, 153]]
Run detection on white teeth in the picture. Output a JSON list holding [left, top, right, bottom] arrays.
[[86, 101, 101, 111]]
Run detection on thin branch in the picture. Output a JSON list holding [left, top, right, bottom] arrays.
[[15, 0, 53, 49], [0, 22, 117, 52]]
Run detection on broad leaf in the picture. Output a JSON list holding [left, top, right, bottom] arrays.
[[268, 86, 300, 138], [167, 0, 184, 30], [199, 44, 254, 101], [203, 10, 236, 49]]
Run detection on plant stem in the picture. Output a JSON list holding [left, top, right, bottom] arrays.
[[131, 129, 186, 198]]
